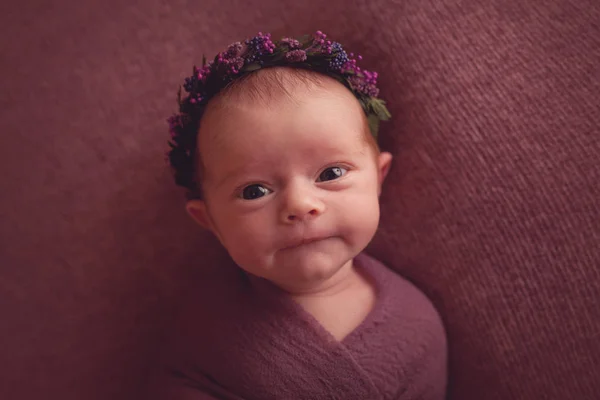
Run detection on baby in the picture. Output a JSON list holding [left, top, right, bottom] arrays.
[[154, 32, 447, 400]]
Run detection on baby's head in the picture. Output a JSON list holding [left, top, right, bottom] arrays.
[[167, 32, 392, 292]]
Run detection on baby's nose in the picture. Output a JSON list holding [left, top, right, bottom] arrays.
[[280, 189, 325, 224], [284, 207, 320, 222]]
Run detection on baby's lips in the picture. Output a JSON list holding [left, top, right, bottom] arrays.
[[280, 235, 332, 250]]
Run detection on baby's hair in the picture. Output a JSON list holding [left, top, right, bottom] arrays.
[[167, 31, 391, 199], [214, 67, 324, 108]]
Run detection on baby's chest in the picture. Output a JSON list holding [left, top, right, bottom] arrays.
[[201, 300, 383, 400], [341, 297, 447, 400], [295, 283, 376, 341], [207, 325, 380, 400]]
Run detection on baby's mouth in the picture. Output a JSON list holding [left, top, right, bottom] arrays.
[[282, 236, 330, 250], [300, 237, 322, 246]]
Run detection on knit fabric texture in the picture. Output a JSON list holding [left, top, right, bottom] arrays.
[[1, 0, 599, 399], [151, 253, 447, 400]]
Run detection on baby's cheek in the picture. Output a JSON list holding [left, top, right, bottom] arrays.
[[222, 234, 261, 269], [229, 220, 272, 252], [227, 234, 274, 276], [343, 193, 380, 241]]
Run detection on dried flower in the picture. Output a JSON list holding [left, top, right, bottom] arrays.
[[280, 37, 301, 49], [226, 42, 243, 57], [167, 114, 184, 138], [285, 49, 307, 62], [245, 32, 276, 63], [329, 42, 349, 71], [348, 75, 380, 97]]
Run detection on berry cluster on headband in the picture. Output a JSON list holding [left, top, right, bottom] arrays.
[[167, 30, 391, 198]]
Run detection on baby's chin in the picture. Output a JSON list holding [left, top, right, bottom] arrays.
[[271, 245, 355, 284], [232, 239, 361, 289]]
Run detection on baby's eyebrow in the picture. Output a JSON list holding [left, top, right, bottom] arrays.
[[214, 170, 242, 189], [210, 146, 366, 189], [212, 163, 259, 189]]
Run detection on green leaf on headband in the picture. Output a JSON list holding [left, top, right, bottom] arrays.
[[370, 98, 391, 120], [202, 55, 207, 67], [270, 52, 285, 63], [367, 114, 380, 138], [243, 63, 262, 72], [298, 34, 312, 45]]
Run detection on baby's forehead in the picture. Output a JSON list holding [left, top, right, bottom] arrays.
[[197, 67, 375, 168], [208, 67, 355, 111], [204, 91, 366, 145]]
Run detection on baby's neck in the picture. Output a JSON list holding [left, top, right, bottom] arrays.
[[246, 258, 376, 341], [283, 259, 359, 299], [281, 259, 377, 342], [248, 259, 363, 299]]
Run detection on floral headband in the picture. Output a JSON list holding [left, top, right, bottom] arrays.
[[167, 31, 391, 198]]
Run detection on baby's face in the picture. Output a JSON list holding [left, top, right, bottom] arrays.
[[188, 79, 391, 291]]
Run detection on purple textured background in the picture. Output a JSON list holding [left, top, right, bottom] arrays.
[[1, 0, 599, 399]]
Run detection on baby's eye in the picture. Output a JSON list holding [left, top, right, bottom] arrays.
[[241, 184, 272, 200], [317, 166, 347, 182]]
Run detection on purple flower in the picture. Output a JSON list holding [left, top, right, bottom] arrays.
[[348, 75, 380, 97], [245, 32, 276, 63], [167, 114, 184, 138], [309, 31, 334, 54], [183, 76, 195, 93], [329, 42, 349, 71], [280, 37, 301, 49], [215, 47, 246, 76], [341, 60, 358, 74], [231, 57, 244, 72], [189, 93, 204, 104], [193, 64, 211, 84], [285, 49, 307, 63], [226, 42, 243, 57], [362, 69, 379, 86]]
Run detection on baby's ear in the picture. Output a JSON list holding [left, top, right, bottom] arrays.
[[377, 152, 393, 196], [185, 200, 214, 231]]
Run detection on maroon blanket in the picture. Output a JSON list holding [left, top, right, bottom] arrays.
[[151, 253, 447, 399]]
